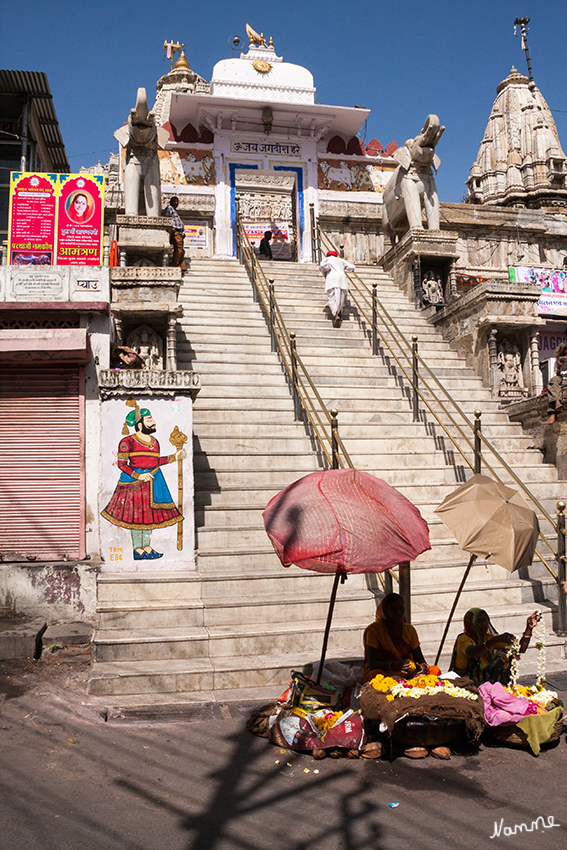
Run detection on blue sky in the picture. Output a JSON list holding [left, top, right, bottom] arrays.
[[2, 0, 566, 202]]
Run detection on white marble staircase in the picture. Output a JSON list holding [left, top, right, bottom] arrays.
[[88, 258, 566, 702]]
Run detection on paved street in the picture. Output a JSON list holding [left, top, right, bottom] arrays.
[[1, 655, 566, 850]]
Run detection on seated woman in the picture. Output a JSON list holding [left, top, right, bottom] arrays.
[[362, 592, 428, 685], [362, 593, 454, 760], [450, 608, 540, 686]]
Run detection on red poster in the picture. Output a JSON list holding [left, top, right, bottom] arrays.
[[8, 173, 57, 265], [56, 175, 104, 265]]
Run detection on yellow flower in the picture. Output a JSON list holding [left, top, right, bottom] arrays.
[[386, 695, 395, 701], [370, 674, 398, 692]]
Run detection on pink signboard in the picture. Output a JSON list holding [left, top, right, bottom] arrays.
[[56, 174, 104, 265], [8, 173, 57, 265], [8, 172, 104, 266]]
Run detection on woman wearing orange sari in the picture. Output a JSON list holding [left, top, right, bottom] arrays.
[[362, 592, 428, 685]]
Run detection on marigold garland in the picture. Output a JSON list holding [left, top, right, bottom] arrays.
[[369, 673, 479, 702]]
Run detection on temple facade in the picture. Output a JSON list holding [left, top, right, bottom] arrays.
[[108, 37, 398, 264]]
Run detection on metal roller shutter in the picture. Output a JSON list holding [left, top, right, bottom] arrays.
[[0, 366, 85, 561]]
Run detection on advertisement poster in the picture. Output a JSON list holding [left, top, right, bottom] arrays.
[[8, 172, 104, 266], [509, 266, 567, 316], [56, 174, 104, 265], [243, 223, 292, 260], [8, 173, 57, 265], [184, 222, 208, 248]]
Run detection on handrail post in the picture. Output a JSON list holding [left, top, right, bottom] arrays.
[[412, 335, 419, 422], [290, 332, 301, 421], [235, 196, 241, 262], [474, 409, 482, 474], [331, 408, 339, 469], [399, 561, 411, 624], [269, 278, 276, 352], [372, 283, 378, 355], [557, 501, 566, 633]]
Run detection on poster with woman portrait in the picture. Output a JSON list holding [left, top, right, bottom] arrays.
[[56, 174, 104, 265]]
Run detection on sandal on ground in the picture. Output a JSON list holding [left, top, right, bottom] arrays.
[[429, 746, 451, 760], [404, 747, 428, 759], [360, 741, 383, 759]]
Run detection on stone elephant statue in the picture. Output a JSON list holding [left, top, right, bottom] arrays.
[[382, 114, 445, 240]]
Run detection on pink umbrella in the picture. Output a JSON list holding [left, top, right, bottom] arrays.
[[263, 469, 431, 679]]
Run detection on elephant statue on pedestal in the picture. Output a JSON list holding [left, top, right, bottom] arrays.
[[114, 88, 169, 217], [383, 114, 445, 241]]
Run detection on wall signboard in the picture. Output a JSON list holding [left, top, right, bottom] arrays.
[[184, 222, 208, 248], [9, 172, 105, 266], [509, 266, 567, 316]]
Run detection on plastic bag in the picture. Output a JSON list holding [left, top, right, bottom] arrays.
[[311, 660, 363, 688]]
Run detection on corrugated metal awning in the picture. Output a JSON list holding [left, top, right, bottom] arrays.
[[0, 69, 70, 172]]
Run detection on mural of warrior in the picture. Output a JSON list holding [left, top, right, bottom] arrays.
[[101, 400, 186, 560]]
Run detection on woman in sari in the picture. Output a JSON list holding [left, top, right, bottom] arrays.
[[362, 592, 428, 685], [450, 608, 540, 685]]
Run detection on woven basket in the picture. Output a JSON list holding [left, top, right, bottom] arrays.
[[392, 719, 464, 748], [489, 716, 563, 749]]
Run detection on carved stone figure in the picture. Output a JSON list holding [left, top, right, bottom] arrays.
[[421, 270, 444, 306], [383, 114, 445, 239], [114, 88, 169, 216], [497, 340, 527, 399], [126, 324, 164, 370]]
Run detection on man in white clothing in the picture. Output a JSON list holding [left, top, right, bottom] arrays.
[[319, 250, 355, 327]]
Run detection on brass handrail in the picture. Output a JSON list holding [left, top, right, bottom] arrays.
[[317, 226, 559, 580]]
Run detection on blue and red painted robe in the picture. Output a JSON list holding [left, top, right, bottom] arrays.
[[101, 434, 183, 530]]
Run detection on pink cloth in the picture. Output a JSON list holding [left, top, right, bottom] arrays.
[[479, 681, 531, 726]]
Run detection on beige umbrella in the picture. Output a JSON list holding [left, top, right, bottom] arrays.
[[433, 474, 539, 664]]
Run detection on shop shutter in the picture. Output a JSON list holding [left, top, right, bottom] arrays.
[[0, 366, 85, 561]]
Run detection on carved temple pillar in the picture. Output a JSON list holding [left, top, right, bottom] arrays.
[[167, 314, 178, 370], [488, 326, 499, 396], [113, 314, 123, 346], [412, 259, 421, 307], [529, 326, 542, 396], [448, 259, 458, 302]]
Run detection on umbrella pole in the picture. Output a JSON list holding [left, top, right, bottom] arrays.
[[434, 553, 477, 667], [316, 571, 345, 685]]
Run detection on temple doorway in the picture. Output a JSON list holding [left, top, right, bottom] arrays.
[[234, 169, 298, 261]]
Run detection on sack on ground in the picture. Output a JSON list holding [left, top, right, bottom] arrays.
[[268, 707, 366, 751]]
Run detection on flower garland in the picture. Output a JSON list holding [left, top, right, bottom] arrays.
[[507, 637, 521, 690], [504, 682, 558, 709], [370, 673, 479, 702], [506, 610, 547, 693], [534, 615, 547, 686]]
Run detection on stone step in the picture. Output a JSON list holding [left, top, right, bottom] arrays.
[[87, 651, 325, 696], [97, 572, 202, 605], [193, 450, 320, 471], [97, 590, 376, 639], [192, 407, 525, 430]]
